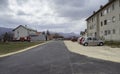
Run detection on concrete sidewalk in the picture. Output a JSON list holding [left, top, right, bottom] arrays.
[[64, 41, 120, 63]]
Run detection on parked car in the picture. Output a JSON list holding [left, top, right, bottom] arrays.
[[71, 36, 78, 42], [77, 37, 84, 44], [82, 37, 104, 46]]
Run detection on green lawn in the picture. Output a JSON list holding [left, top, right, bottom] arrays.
[[0, 42, 44, 55], [105, 41, 120, 48]]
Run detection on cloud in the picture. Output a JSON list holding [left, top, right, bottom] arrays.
[[0, 0, 9, 11], [0, 0, 108, 33], [17, 10, 32, 16], [51, 0, 108, 20], [51, 0, 88, 19], [0, 14, 30, 28], [16, 0, 29, 5]]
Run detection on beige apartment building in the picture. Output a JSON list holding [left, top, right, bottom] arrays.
[[86, 0, 120, 41]]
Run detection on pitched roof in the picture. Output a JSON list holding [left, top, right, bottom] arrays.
[[13, 25, 37, 32], [86, 0, 116, 21]]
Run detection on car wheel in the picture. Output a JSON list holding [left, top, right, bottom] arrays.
[[84, 43, 88, 46], [99, 42, 104, 46]]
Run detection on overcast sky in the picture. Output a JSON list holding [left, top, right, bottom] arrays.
[[0, 0, 108, 33]]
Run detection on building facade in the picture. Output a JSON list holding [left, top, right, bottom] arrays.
[[13, 25, 37, 41], [86, 0, 120, 41]]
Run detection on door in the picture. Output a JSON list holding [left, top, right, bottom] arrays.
[[87, 37, 94, 45], [93, 37, 98, 45]]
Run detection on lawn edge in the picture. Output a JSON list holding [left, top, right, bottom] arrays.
[[0, 41, 50, 58]]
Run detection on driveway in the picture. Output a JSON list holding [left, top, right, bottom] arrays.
[[0, 41, 120, 74]]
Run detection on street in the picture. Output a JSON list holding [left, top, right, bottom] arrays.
[[0, 41, 120, 74]]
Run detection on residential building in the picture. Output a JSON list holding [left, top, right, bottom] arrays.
[[86, 0, 120, 41], [13, 25, 37, 41], [30, 32, 46, 41]]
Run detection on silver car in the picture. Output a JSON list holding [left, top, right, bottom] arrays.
[[82, 37, 104, 46]]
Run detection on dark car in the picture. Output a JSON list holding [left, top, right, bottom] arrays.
[[71, 37, 78, 42]]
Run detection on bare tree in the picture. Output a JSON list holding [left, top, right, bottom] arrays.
[[3, 32, 13, 42]]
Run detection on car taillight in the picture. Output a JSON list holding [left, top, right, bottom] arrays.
[[82, 39, 85, 41]]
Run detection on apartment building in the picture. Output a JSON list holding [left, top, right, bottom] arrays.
[[86, 0, 120, 41]]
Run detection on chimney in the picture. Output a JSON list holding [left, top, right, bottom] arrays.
[[93, 11, 96, 14], [100, 5, 103, 8]]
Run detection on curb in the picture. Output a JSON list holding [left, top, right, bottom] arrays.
[[0, 41, 50, 58]]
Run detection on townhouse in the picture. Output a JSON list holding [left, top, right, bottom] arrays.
[[86, 0, 120, 41]]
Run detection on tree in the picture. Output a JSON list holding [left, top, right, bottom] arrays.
[[80, 31, 85, 36], [2, 32, 13, 42], [46, 30, 50, 36], [0, 35, 2, 42], [42, 31, 45, 35], [3, 32, 9, 42], [45, 30, 51, 41]]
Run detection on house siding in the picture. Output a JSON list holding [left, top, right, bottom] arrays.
[[14, 27, 28, 40], [13, 25, 37, 40]]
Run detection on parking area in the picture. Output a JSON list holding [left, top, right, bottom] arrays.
[[64, 41, 120, 63]]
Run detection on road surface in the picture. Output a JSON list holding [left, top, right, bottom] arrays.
[[0, 41, 120, 74]]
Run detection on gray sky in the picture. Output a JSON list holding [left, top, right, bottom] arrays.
[[0, 0, 108, 33]]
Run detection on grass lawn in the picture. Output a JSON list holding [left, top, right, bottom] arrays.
[[105, 41, 120, 48], [0, 41, 44, 55]]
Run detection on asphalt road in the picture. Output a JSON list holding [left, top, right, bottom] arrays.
[[0, 41, 120, 74]]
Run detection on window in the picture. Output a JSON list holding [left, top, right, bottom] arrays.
[[108, 30, 111, 35], [104, 30, 107, 35], [119, 0, 120, 7], [113, 29, 116, 34], [101, 12, 103, 16], [95, 32, 97, 37], [103, 10, 107, 15], [104, 20, 107, 25], [92, 18, 93, 22], [17, 30, 19, 37], [101, 21, 103, 26], [109, 7, 111, 13], [119, 28, 120, 35], [119, 14, 120, 21], [17, 31, 19, 34], [112, 16, 115, 22], [107, 7, 110, 13], [112, 3, 115, 10]]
